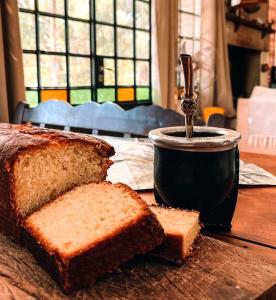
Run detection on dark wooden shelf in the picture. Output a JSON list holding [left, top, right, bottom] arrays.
[[226, 12, 275, 39]]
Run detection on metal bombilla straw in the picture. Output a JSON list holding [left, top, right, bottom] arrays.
[[180, 54, 198, 138]]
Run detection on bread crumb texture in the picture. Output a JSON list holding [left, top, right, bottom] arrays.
[[24, 182, 146, 257], [150, 206, 200, 256], [14, 142, 113, 218]]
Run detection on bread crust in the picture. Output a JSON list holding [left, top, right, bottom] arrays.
[[0, 124, 115, 240], [22, 182, 165, 292]]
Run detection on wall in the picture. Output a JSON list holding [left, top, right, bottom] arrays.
[[226, 2, 273, 87]]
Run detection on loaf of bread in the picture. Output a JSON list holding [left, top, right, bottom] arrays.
[[22, 182, 164, 291], [149, 206, 200, 264], [0, 124, 114, 239]]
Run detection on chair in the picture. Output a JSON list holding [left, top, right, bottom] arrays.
[[203, 106, 225, 123], [14, 100, 186, 137], [207, 113, 227, 128]]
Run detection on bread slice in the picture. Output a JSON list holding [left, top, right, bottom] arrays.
[[149, 206, 200, 264], [0, 124, 114, 239], [22, 182, 164, 291]]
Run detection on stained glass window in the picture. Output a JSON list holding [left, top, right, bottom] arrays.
[[18, 0, 152, 107], [178, 0, 201, 89]]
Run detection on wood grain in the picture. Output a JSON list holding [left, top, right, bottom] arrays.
[[231, 152, 276, 247], [204, 232, 276, 261], [0, 234, 275, 299]]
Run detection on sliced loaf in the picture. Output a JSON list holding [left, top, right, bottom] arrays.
[[0, 124, 114, 239], [22, 182, 164, 291], [150, 206, 200, 264]]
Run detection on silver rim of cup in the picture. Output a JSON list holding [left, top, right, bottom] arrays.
[[149, 126, 241, 152]]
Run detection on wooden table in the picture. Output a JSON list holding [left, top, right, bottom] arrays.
[[139, 152, 276, 261], [0, 151, 275, 299]]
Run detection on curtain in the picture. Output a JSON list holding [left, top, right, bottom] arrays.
[[152, 0, 179, 110], [0, 0, 25, 123], [200, 0, 235, 117]]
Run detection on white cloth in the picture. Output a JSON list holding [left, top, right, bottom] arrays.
[[101, 136, 276, 190], [248, 86, 276, 151]]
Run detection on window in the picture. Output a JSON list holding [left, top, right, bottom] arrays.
[[177, 0, 201, 90], [18, 0, 152, 107]]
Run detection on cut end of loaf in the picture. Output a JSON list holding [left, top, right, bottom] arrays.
[[24, 182, 163, 259], [13, 142, 112, 218], [22, 182, 165, 291], [150, 205, 200, 263]]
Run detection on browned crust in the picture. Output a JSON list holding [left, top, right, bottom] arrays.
[[0, 124, 115, 163], [0, 124, 114, 240], [0, 163, 19, 240], [22, 183, 165, 292]]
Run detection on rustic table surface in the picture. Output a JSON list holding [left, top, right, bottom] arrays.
[[0, 152, 275, 299]]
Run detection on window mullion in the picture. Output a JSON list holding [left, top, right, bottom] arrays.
[[133, 1, 137, 102], [19, 0, 152, 107], [34, 0, 41, 102], [149, 0, 152, 102], [113, 0, 118, 103], [64, 0, 70, 103], [178, 1, 201, 88], [90, 0, 95, 102]]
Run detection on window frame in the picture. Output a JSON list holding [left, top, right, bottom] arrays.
[[19, 0, 152, 108], [177, 0, 201, 89]]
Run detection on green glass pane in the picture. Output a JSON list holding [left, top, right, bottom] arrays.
[[136, 61, 149, 85], [39, 16, 65, 52], [117, 59, 134, 85], [96, 0, 114, 23], [70, 89, 91, 105], [70, 57, 91, 86], [195, 0, 201, 15], [19, 0, 34, 9], [136, 87, 149, 101], [195, 16, 201, 39], [38, 0, 64, 14], [69, 20, 90, 54], [117, 0, 133, 27], [96, 25, 114, 56], [19, 12, 36, 50], [136, 1, 149, 30], [180, 0, 194, 13], [97, 88, 115, 102], [136, 31, 150, 59], [179, 13, 194, 38], [104, 58, 115, 85], [117, 28, 133, 58], [68, 0, 89, 19], [26, 91, 38, 107], [23, 53, 37, 87], [41, 55, 66, 87]]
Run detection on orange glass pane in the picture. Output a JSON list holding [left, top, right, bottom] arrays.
[[203, 106, 225, 122], [118, 87, 134, 102], [41, 89, 67, 102]]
